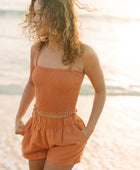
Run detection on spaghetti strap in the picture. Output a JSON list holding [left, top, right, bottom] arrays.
[[35, 48, 40, 66]]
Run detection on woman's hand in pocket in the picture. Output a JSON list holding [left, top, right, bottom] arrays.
[[80, 128, 91, 141]]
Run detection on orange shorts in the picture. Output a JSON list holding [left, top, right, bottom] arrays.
[[21, 110, 87, 166]]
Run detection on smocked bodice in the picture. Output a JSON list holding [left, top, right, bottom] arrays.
[[32, 48, 85, 115]]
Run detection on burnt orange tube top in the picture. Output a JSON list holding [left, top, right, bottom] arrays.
[[32, 48, 85, 115]]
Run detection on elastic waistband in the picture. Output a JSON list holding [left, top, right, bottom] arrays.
[[33, 104, 77, 115], [33, 108, 77, 119], [31, 109, 79, 128]]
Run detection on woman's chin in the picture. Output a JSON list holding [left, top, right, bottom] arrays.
[[36, 31, 42, 36], [36, 31, 48, 38]]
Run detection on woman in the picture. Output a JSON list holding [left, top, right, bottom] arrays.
[[15, 0, 106, 169]]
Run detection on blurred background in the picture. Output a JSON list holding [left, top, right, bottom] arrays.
[[0, 0, 140, 169]]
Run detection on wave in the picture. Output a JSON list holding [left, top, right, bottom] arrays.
[[79, 14, 140, 22], [0, 34, 20, 40], [0, 9, 25, 16], [0, 9, 140, 22], [0, 84, 140, 96]]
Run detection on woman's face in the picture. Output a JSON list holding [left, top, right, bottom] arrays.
[[32, 0, 49, 37]]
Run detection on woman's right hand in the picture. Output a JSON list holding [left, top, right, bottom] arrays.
[[15, 118, 25, 135]]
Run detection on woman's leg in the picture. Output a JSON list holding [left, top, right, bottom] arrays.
[[43, 159, 74, 170], [29, 158, 46, 170]]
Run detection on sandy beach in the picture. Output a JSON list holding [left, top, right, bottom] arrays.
[[0, 94, 139, 170]]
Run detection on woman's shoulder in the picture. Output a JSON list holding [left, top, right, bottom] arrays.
[[30, 43, 40, 61], [81, 43, 96, 56], [31, 42, 40, 53], [81, 43, 99, 62], [30, 43, 40, 67], [80, 43, 101, 74]]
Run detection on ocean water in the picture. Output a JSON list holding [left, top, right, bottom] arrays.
[[0, 0, 140, 96]]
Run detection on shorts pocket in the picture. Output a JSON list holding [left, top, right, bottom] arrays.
[[21, 117, 32, 136], [74, 115, 88, 143], [78, 127, 88, 143]]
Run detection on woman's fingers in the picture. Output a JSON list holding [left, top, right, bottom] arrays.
[[15, 119, 25, 135]]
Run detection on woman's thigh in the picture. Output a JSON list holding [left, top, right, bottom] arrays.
[[29, 158, 46, 170], [43, 159, 74, 170]]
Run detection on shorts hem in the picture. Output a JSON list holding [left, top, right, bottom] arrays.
[[47, 157, 81, 166], [22, 154, 46, 160]]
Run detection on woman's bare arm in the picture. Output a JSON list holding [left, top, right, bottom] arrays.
[[15, 44, 38, 121], [82, 44, 107, 139]]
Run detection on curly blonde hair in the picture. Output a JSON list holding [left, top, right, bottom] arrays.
[[19, 0, 96, 65]]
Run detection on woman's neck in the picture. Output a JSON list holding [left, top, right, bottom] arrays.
[[47, 37, 63, 51]]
